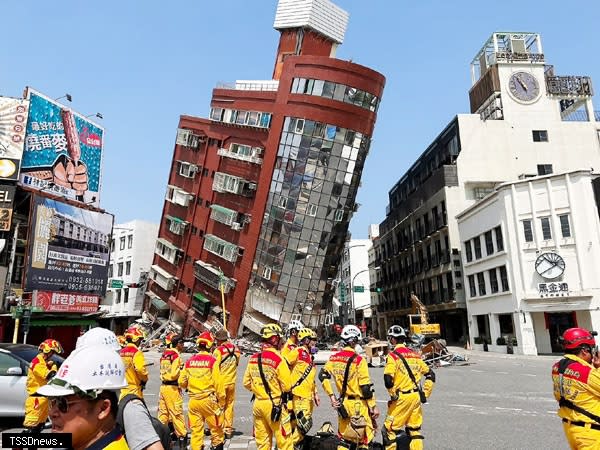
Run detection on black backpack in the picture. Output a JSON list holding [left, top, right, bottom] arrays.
[[116, 394, 172, 450]]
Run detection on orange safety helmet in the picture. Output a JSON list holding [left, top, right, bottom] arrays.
[[125, 326, 144, 342], [117, 335, 127, 347], [39, 339, 63, 355], [196, 331, 214, 348], [562, 328, 596, 350]]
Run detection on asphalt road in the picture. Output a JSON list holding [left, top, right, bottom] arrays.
[[2, 347, 566, 449]]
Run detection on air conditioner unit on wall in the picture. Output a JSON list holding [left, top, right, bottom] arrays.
[[231, 222, 242, 231], [248, 183, 257, 190]]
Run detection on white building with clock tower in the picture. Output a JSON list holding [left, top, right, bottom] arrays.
[[375, 31, 600, 348], [457, 170, 600, 355]]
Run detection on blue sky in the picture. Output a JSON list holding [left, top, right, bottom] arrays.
[[2, 1, 599, 238]]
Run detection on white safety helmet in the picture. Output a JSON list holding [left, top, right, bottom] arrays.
[[76, 327, 121, 352], [387, 325, 407, 339], [287, 320, 305, 335], [36, 345, 127, 398], [340, 325, 362, 343]]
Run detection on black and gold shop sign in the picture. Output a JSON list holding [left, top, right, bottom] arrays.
[[0, 185, 16, 231]]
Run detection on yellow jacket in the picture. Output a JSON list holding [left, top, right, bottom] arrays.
[[243, 347, 292, 401], [179, 350, 224, 401], [26, 354, 56, 395], [282, 338, 299, 367], [291, 346, 316, 399], [320, 346, 376, 408], [213, 342, 240, 386], [160, 348, 183, 383], [385, 344, 434, 398], [552, 354, 600, 423], [120, 343, 148, 397]]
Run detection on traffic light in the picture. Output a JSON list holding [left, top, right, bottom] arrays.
[[370, 287, 383, 293]]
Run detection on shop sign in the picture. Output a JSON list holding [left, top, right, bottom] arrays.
[[538, 282, 569, 297]]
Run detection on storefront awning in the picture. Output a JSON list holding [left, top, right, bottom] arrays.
[[30, 319, 98, 327], [193, 292, 210, 304], [151, 297, 169, 311]]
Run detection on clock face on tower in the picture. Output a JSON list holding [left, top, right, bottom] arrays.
[[535, 252, 565, 279], [508, 71, 540, 103]]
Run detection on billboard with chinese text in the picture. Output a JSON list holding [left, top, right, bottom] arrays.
[[0, 97, 29, 180], [35, 290, 99, 313], [26, 196, 113, 297], [0, 184, 16, 231], [21, 88, 103, 207]]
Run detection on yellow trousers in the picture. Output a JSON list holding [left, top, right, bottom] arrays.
[[383, 393, 424, 450], [158, 385, 187, 438], [563, 422, 600, 450], [188, 394, 224, 449], [336, 398, 374, 450], [253, 398, 292, 450], [23, 396, 48, 428], [292, 396, 314, 447], [223, 383, 236, 435]]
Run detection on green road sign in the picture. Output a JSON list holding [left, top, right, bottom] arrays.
[[110, 279, 124, 289], [353, 285, 365, 293]]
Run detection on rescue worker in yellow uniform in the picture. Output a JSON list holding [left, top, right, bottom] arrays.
[[552, 327, 600, 449], [243, 324, 293, 450], [179, 331, 225, 450], [117, 335, 127, 348], [291, 328, 320, 450], [23, 338, 63, 432], [159, 332, 188, 449], [120, 326, 149, 399], [383, 326, 435, 450], [319, 325, 380, 450], [213, 329, 241, 439], [282, 319, 304, 367]]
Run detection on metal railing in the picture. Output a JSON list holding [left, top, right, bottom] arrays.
[[216, 81, 279, 92]]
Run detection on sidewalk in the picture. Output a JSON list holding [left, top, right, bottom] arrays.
[[446, 345, 558, 361]]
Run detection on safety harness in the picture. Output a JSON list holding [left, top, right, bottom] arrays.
[[557, 358, 600, 429], [292, 360, 314, 390], [219, 344, 238, 367], [393, 350, 427, 404]]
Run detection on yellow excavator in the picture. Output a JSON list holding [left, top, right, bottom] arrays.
[[408, 292, 441, 336]]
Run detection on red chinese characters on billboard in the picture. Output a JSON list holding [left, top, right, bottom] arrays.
[[35, 290, 99, 313]]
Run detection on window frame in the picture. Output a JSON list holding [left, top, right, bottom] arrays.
[[540, 217, 552, 240], [559, 214, 571, 238], [523, 220, 534, 242], [476, 272, 486, 296]]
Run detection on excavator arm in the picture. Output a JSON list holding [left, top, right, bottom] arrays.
[[409, 292, 441, 336], [410, 292, 429, 325]]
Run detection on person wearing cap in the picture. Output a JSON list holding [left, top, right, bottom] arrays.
[[319, 324, 379, 450], [552, 327, 600, 448], [120, 326, 149, 399], [158, 333, 187, 448], [243, 323, 293, 450], [23, 338, 64, 433], [179, 331, 225, 450], [213, 329, 240, 439], [77, 327, 164, 450], [36, 344, 130, 450], [282, 320, 304, 368], [383, 325, 435, 450], [290, 328, 320, 450]]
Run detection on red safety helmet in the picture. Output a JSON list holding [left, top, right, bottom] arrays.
[[39, 339, 63, 355], [562, 328, 596, 350], [196, 331, 215, 348], [125, 326, 144, 342]]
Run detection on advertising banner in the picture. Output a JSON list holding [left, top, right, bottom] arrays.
[[26, 196, 113, 296], [20, 89, 103, 207], [0, 97, 29, 180], [0, 184, 16, 231], [35, 290, 99, 313]]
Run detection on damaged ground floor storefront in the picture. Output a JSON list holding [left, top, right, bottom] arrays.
[[374, 305, 469, 345], [469, 296, 600, 356]]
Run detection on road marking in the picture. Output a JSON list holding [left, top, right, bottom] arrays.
[[522, 374, 537, 377], [496, 371, 509, 374], [471, 369, 484, 372], [495, 407, 522, 411], [449, 404, 474, 408], [547, 411, 556, 414], [144, 393, 157, 396]]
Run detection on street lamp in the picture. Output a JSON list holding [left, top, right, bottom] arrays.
[[55, 94, 72, 102], [85, 112, 103, 120]]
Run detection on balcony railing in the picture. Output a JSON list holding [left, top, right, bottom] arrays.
[[194, 260, 235, 293], [216, 80, 279, 92], [217, 147, 263, 165]]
